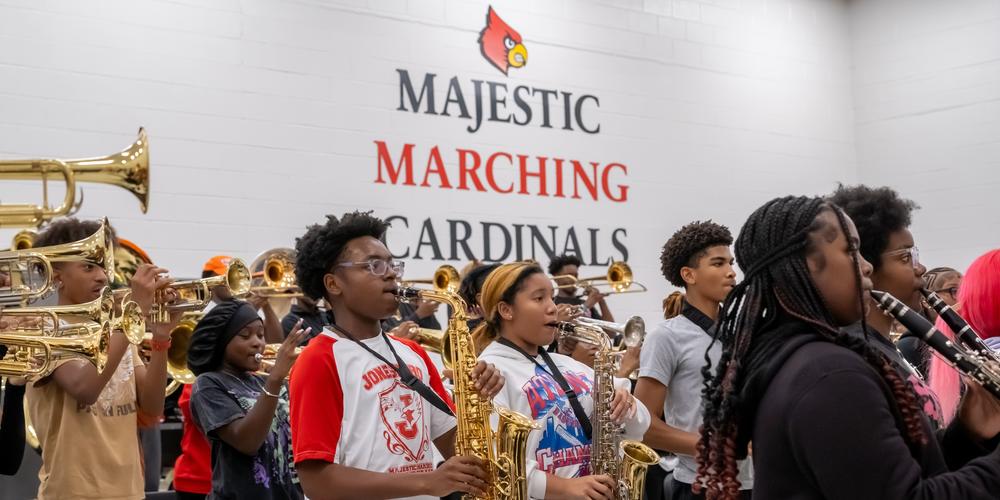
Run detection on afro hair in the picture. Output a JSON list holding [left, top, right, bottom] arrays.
[[547, 254, 583, 276], [294, 211, 390, 300], [828, 184, 918, 271], [660, 220, 733, 288]]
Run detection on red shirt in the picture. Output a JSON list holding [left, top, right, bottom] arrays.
[[173, 384, 212, 494]]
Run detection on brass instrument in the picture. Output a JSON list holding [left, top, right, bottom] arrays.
[[0, 128, 149, 228], [0, 217, 115, 305], [395, 285, 536, 500], [11, 229, 36, 250], [249, 248, 301, 297], [552, 261, 648, 295], [557, 321, 659, 499], [142, 311, 201, 396], [402, 264, 461, 293], [150, 258, 251, 322], [0, 288, 128, 378], [576, 316, 646, 351], [254, 343, 304, 378]]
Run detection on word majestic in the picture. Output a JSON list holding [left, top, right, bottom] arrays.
[[396, 69, 601, 134]]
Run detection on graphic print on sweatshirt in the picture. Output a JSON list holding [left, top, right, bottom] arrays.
[[522, 364, 594, 475]]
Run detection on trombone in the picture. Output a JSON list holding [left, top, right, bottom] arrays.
[[0, 128, 150, 228], [0, 218, 116, 305], [249, 248, 301, 298], [401, 265, 461, 293], [552, 261, 648, 295]]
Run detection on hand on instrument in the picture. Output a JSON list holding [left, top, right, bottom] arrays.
[[0, 272, 9, 288], [128, 264, 173, 316], [617, 345, 641, 377], [414, 299, 439, 319], [583, 286, 607, 310], [246, 291, 270, 311], [266, 320, 308, 382], [556, 475, 616, 500], [390, 320, 419, 340], [470, 360, 504, 399], [609, 387, 637, 424], [958, 376, 1000, 440], [556, 303, 581, 322], [425, 455, 488, 498]]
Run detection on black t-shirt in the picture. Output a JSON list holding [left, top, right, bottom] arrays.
[[190, 371, 302, 500], [281, 304, 332, 346]]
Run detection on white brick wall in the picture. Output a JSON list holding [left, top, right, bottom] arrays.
[[850, 0, 1000, 275], [0, 0, 860, 320]]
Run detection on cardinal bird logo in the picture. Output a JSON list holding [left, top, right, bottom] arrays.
[[478, 7, 527, 75]]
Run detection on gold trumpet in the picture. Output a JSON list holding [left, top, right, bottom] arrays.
[[0, 287, 131, 377], [249, 248, 301, 297], [0, 218, 115, 305], [11, 229, 36, 250], [254, 343, 302, 378], [552, 261, 648, 295], [0, 128, 149, 228], [149, 258, 251, 322], [402, 264, 461, 293]]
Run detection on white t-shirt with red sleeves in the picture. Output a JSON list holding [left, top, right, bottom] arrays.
[[289, 328, 456, 500]]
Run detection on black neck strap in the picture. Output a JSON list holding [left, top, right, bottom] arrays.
[[682, 299, 718, 337], [330, 324, 454, 417], [495, 337, 593, 441]]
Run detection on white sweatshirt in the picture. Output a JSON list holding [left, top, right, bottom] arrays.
[[479, 341, 651, 499]]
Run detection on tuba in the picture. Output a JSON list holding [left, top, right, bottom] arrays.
[[0, 128, 149, 228], [0, 218, 115, 305], [557, 321, 659, 499], [395, 284, 536, 500], [552, 261, 648, 296]]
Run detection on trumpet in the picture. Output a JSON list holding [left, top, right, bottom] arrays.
[[249, 248, 301, 298], [148, 258, 251, 322], [401, 264, 461, 293], [0, 128, 149, 228], [0, 218, 115, 304], [552, 261, 648, 295], [3, 287, 145, 344], [254, 343, 303, 378]]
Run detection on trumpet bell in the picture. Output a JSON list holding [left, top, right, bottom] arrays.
[[11, 229, 36, 251], [402, 265, 461, 294], [249, 248, 301, 298], [552, 260, 648, 295]]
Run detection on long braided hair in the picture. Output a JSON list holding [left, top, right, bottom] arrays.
[[694, 196, 928, 499]]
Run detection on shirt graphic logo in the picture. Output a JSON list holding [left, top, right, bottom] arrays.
[[379, 380, 428, 462]]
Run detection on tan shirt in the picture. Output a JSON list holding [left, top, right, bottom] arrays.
[[27, 346, 145, 500]]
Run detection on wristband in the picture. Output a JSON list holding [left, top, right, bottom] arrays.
[[148, 337, 171, 352]]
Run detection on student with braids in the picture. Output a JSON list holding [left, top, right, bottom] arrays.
[[635, 221, 752, 500], [476, 262, 651, 500], [696, 195, 1000, 500], [829, 185, 944, 425], [288, 211, 504, 500]]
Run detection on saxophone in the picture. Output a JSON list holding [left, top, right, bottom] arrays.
[[558, 321, 659, 500], [395, 285, 536, 500]]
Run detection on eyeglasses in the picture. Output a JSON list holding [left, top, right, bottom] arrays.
[[334, 259, 405, 277], [934, 286, 960, 298], [882, 246, 920, 269]]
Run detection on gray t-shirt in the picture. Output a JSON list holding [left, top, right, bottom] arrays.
[[639, 304, 753, 488]]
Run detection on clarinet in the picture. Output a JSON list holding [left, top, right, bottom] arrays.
[[920, 288, 1000, 362], [871, 290, 1000, 400]]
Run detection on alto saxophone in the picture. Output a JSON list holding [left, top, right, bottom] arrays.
[[395, 285, 536, 500], [557, 321, 659, 500]]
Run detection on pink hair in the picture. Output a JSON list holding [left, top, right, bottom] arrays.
[[928, 249, 1000, 422]]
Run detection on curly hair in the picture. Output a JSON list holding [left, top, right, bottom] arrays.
[[659, 220, 733, 288], [294, 211, 390, 300], [34, 217, 117, 248], [828, 184, 918, 271], [695, 196, 927, 499], [547, 254, 582, 275], [458, 263, 500, 308]]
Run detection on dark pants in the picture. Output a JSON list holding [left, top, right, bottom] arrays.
[[644, 465, 669, 500], [175, 492, 207, 500], [671, 479, 752, 500]]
